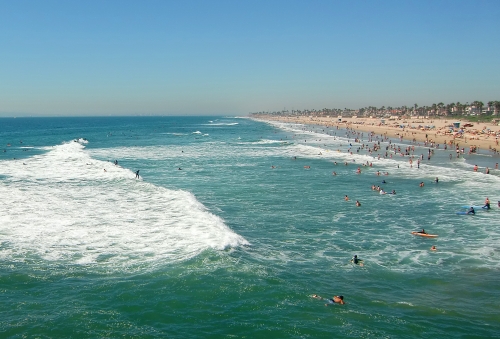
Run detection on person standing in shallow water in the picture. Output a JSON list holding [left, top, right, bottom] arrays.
[[135, 170, 140, 179]]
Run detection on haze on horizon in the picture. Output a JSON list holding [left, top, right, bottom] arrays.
[[1, 0, 499, 117]]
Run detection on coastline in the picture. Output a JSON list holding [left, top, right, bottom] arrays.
[[252, 115, 500, 153]]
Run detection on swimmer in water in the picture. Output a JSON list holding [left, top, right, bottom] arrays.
[[467, 206, 475, 215], [351, 254, 363, 265], [430, 245, 437, 251], [312, 294, 345, 305], [344, 195, 349, 201], [355, 200, 361, 207]]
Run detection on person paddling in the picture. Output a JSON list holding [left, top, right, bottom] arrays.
[[351, 254, 364, 266], [312, 294, 345, 305]]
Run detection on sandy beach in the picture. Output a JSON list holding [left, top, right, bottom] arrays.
[[253, 115, 500, 153]]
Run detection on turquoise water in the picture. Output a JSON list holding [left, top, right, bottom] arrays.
[[1, 116, 499, 338]]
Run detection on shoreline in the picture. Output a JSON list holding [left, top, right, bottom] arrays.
[[252, 115, 500, 154]]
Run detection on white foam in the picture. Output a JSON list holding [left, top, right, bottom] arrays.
[[0, 141, 248, 271], [203, 123, 239, 126], [71, 137, 88, 144], [244, 139, 291, 145]]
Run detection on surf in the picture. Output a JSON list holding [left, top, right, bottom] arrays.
[[0, 140, 248, 271]]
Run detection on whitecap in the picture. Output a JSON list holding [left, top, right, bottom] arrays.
[[0, 140, 248, 271]]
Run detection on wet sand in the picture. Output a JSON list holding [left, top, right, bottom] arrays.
[[253, 115, 500, 153]]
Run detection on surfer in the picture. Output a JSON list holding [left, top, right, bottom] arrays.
[[355, 200, 361, 207], [434, 177, 439, 183], [351, 255, 363, 265], [312, 294, 345, 305], [419, 182, 425, 187], [430, 245, 437, 251], [135, 170, 140, 179], [391, 190, 396, 195], [467, 207, 475, 215], [483, 198, 490, 210], [417, 229, 427, 234]]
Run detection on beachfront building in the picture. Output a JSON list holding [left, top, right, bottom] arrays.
[[250, 100, 500, 119]]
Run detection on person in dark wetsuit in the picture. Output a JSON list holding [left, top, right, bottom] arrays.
[[135, 170, 140, 179], [467, 207, 475, 215], [351, 255, 363, 265]]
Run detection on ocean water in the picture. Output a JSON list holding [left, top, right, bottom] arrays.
[[1, 116, 499, 338]]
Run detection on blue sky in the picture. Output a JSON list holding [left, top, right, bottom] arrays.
[[1, 0, 499, 116]]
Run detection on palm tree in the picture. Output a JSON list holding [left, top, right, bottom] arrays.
[[494, 101, 500, 116], [472, 101, 484, 115], [437, 102, 444, 115], [447, 102, 455, 115]]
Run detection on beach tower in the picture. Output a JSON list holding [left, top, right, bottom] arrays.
[[453, 122, 460, 128]]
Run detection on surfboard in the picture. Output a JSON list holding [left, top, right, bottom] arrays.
[[456, 211, 474, 215], [411, 232, 438, 238], [461, 205, 489, 210]]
